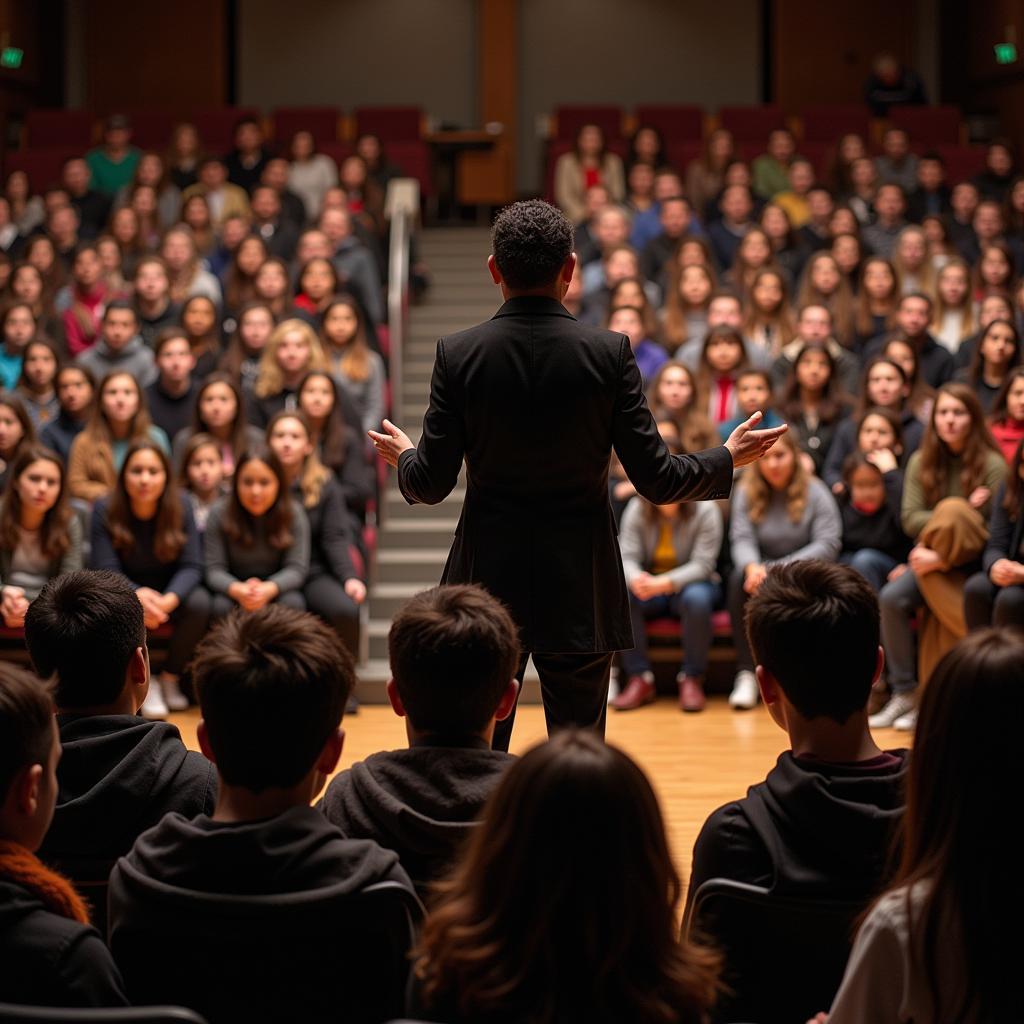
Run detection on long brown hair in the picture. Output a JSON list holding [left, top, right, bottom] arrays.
[[219, 301, 276, 382], [0, 444, 73, 559], [190, 373, 251, 462], [741, 429, 809, 524], [966, 317, 1021, 387], [853, 257, 898, 337], [106, 441, 186, 563], [854, 356, 909, 419], [880, 629, 1024, 1020], [990, 365, 1024, 426], [797, 251, 854, 345], [222, 445, 293, 550], [780, 342, 850, 425], [320, 295, 373, 383], [1003, 436, 1024, 514], [694, 326, 749, 414], [266, 410, 331, 509], [297, 371, 352, 475], [81, 372, 153, 447], [646, 361, 718, 453], [662, 264, 714, 350], [414, 730, 721, 1024], [916, 382, 1000, 508], [0, 390, 36, 459], [741, 268, 796, 353]]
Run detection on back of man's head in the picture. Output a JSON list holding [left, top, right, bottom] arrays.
[[388, 585, 519, 736], [0, 664, 54, 808], [491, 200, 573, 290], [192, 605, 353, 793], [745, 561, 879, 724], [24, 570, 145, 710]]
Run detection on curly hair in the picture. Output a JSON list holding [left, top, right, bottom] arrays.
[[491, 200, 573, 290]]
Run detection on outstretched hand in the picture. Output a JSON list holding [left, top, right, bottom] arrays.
[[724, 411, 788, 469], [368, 419, 415, 468]]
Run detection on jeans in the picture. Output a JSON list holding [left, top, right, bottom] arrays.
[[620, 580, 720, 678], [963, 573, 1024, 631], [728, 566, 758, 673], [841, 548, 898, 593], [210, 589, 306, 619], [879, 570, 924, 693]]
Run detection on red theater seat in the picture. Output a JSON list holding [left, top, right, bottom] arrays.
[[553, 105, 624, 143], [191, 107, 262, 152], [354, 107, 422, 143], [889, 105, 963, 146], [4, 148, 80, 191], [718, 106, 786, 142], [25, 109, 95, 149], [273, 107, 341, 145], [800, 105, 871, 144], [635, 105, 704, 142]]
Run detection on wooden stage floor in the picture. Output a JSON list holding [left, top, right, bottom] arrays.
[[171, 699, 909, 892]]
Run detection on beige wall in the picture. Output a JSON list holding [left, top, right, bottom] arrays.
[[236, 0, 477, 125]]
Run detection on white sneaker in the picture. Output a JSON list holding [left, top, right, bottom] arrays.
[[729, 670, 759, 710], [140, 681, 168, 720], [893, 708, 918, 731], [160, 676, 189, 712], [868, 692, 916, 729]]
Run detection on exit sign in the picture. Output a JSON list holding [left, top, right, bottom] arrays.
[[995, 42, 1018, 64], [0, 47, 23, 69]]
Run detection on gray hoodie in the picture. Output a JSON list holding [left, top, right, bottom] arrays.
[[76, 334, 157, 387]]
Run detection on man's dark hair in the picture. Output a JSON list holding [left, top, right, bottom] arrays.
[[0, 664, 54, 803], [24, 570, 145, 709], [745, 561, 879, 724], [900, 290, 934, 312], [388, 585, 519, 735], [192, 605, 353, 792], [491, 200, 573, 290], [102, 299, 137, 323]]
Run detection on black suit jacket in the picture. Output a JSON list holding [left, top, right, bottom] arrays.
[[398, 296, 734, 653]]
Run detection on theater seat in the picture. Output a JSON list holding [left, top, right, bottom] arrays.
[[800, 105, 870, 144], [122, 110, 177, 150], [889, 105, 963, 146], [937, 143, 987, 184], [190, 107, 261, 153], [24, 109, 95, 149], [717, 105, 786, 143], [635, 104, 704, 143], [272, 107, 341, 146], [354, 107, 422, 143], [553, 105, 624, 143], [3, 148, 81, 192]]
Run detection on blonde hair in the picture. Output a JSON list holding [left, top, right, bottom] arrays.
[[891, 225, 936, 298], [255, 318, 329, 399], [741, 430, 809, 525], [266, 410, 331, 508], [930, 258, 975, 337]]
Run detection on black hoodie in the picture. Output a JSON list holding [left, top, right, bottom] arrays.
[[688, 749, 908, 908], [37, 714, 217, 881], [0, 877, 127, 1007], [319, 737, 514, 894]]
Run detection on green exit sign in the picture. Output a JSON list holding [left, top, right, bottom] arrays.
[[0, 47, 24, 69], [995, 42, 1018, 64]]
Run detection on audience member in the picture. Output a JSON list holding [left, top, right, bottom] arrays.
[[144, 328, 200, 441], [132, 255, 180, 347], [225, 116, 270, 195], [0, 663, 128, 1007], [320, 295, 385, 434], [182, 157, 250, 226], [862, 183, 908, 259], [16, 340, 60, 430], [40, 365, 94, 464], [874, 128, 919, 195], [76, 301, 157, 387], [553, 124, 626, 223], [0, 391, 36, 491], [989, 366, 1024, 462], [957, 318, 1020, 413], [178, 432, 226, 534], [0, 302, 35, 391], [287, 131, 339, 224], [752, 128, 799, 200], [85, 114, 140, 197]]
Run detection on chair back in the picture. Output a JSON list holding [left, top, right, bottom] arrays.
[[0, 1005, 207, 1024], [110, 871, 423, 1024], [687, 878, 864, 1024]]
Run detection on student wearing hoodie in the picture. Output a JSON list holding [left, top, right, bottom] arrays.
[[76, 301, 157, 389], [22, 570, 216, 893], [320, 584, 519, 895], [0, 662, 128, 1007], [108, 604, 414, 1020], [687, 560, 907, 910]]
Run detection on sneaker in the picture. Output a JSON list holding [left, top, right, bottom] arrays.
[[140, 681, 168, 720], [160, 676, 189, 712], [678, 674, 706, 713], [893, 708, 918, 731], [729, 670, 759, 710], [868, 692, 916, 729], [611, 672, 656, 711], [345, 694, 360, 715]]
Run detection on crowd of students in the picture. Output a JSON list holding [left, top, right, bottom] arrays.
[[0, 564, 1017, 1022], [0, 114, 408, 715], [557, 122, 1024, 724]]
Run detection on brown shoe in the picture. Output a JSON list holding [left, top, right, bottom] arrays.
[[678, 674, 706, 712], [611, 674, 656, 711]]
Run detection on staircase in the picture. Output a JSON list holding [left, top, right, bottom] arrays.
[[357, 227, 496, 701]]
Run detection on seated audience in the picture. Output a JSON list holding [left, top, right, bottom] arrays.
[[891, 225, 935, 296], [865, 52, 928, 116], [554, 124, 626, 223], [320, 207, 383, 324], [608, 305, 666, 387], [225, 116, 270, 195], [707, 185, 756, 271], [874, 129, 918, 195], [40, 365, 94, 464], [867, 293, 954, 390], [0, 663, 128, 1007], [771, 303, 861, 395], [411, 729, 720, 1024], [182, 157, 250, 227], [689, 561, 906, 908], [796, 251, 854, 347], [662, 263, 715, 355], [144, 328, 200, 442], [321, 584, 518, 895], [647, 361, 719, 453], [67, 371, 168, 503], [873, 383, 1005, 730], [964, 438, 1024, 630], [288, 130, 339, 223], [956, 318, 1020, 414], [161, 226, 222, 307], [180, 294, 223, 379], [0, 302, 36, 390], [989, 366, 1024, 463], [722, 227, 778, 301], [76, 301, 156, 388], [107, 604, 414, 1020], [862, 183, 908, 259], [741, 268, 796, 365], [0, 445, 83, 627], [827, 629, 1023, 1023], [250, 317, 330, 428], [772, 158, 815, 227], [178, 432, 226, 534], [204, 445, 310, 618], [613, 475, 723, 712], [752, 128, 799, 200], [85, 114, 140, 196], [0, 391, 36, 492], [90, 442, 208, 718], [930, 259, 974, 354], [60, 245, 113, 357], [693, 325, 750, 427], [220, 302, 275, 402], [320, 295, 385, 435], [23, 570, 215, 885], [718, 368, 785, 442], [172, 373, 262, 476], [728, 430, 842, 709]]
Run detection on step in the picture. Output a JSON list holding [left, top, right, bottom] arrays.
[[370, 581, 433, 618], [377, 517, 458, 548], [376, 548, 448, 583], [383, 492, 464, 520]]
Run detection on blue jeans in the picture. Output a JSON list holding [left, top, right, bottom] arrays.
[[621, 580, 720, 678], [841, 549, 899, 593], [879, 570, 923, 693]]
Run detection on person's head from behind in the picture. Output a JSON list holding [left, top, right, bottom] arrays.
[[24, 570, 148, 714], [489, 200, 574, 296], [746, 561, 882, 730], [192, 606, 354, 800], [0, 665, 58, 852], [387, 585, 519, 744], [893, 629, 1024, 1019], [415, 728, 719, 1022]]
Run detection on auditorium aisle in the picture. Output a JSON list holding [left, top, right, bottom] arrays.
[[358, 227, 502, 701]]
